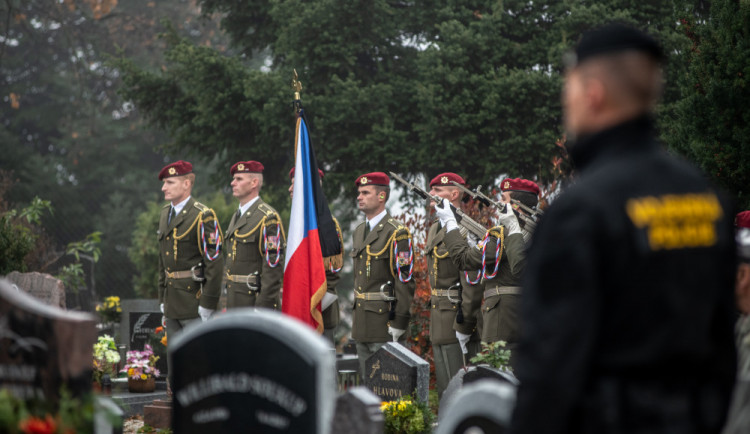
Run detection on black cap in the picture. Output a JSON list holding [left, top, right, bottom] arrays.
[[565, 23, 664, 68]]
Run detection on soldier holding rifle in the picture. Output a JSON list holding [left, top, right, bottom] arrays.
[[431, 177, 537, 368], [425, 173, 484, 398], [351, 172, 415, 379]]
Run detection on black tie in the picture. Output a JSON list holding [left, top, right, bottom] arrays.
[[363, 222, 370, 241], [237, 209, 242, 219], [168, 207, 176, 225]]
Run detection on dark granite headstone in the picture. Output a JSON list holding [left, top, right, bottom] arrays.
[[439, 364, 518, 415], [435, 379, 516, 434], [128, 311, 167, 378], [0, 278, 97, 402], [364, 342, 429, 403], [170, 308, 335, 434], [331, 387, 384, 434]]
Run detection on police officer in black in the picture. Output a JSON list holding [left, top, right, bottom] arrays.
[[510, 23, 737, 434]]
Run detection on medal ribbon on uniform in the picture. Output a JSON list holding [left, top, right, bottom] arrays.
[[263, 224, 282, 268], [393, 237, 414, 283], [199, 219, 222, 261]]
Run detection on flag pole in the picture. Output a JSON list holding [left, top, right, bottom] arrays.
[[292, 69, 303, 114]]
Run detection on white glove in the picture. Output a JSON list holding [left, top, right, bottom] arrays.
[[456, 331, 471, 354], [160, 303, 164, 313], [434, 198, 458, 232], [498, 204, 522, 235], [388, 327, 405, 342], [198, 306, 214, 322]]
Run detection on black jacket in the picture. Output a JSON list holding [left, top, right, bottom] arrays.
[[510, 116, 737, 434]]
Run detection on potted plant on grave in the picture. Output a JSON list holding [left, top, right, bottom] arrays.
[[121, 344, 160, 393], [381, 395, 435, 434], [470, 340, 513, 372], [92, 334, 120, 394]]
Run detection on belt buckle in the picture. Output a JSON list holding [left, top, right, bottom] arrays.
[[246, 271, 260, 292]]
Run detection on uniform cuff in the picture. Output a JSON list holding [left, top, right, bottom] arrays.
[[390, 314, 410, 330], [199, 295, 219, 311]]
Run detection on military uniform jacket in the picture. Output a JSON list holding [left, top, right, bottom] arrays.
[[224, 198, 285, 309], [351, 213, 415, 342], [443, 225, 526, 343], [426, 221, 483, 345], [510, 115, 737, 434], [322, 217, 343, 330], [157, 197, 224, 320]]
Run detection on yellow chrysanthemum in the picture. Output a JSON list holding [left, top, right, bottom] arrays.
[[128, 368, 134, 376], [140, 373, 147, 380]]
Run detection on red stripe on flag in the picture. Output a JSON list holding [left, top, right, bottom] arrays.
[[282, 228, 327, 332]]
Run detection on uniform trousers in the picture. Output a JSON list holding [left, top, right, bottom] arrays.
[[166, 317, 199, 388]]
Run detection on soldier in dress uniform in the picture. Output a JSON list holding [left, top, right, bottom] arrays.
[[426, 172, 483, 398], [289, 167, 344, 344], [434, 179, 532, 367], [500, 178, 541, 243], [351, 172, 416, 378], [509, 23, 736, 434], [157, 160, 224, 386], [224, 161, 285, 309]]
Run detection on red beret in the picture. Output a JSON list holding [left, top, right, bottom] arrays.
[[289, 167, 325, 180], [500, 178, 540, 196], [430, 172, 465, 188], [231, 161, 264, 175], [736, 211, 750, 229], [355, 172, 389, 187], [158, 160, 193, 180]]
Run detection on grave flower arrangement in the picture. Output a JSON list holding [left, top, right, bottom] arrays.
[[470, 340, 512, 372], [380, 395, 434, 434], [121, 344, 160, 380], [92, 334, 120, 385], [95, 296, 122, 324]]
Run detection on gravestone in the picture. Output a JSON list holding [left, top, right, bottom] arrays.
[[0, 278, 96, 401], [4, 271, 66, 309], [120, 299, 167, 379], [439, 364, 518, 415], [331, 387, 384, 434], [170, 308, 335, 434], [364, 342, 430, 404], [435, 379, 516, 434]]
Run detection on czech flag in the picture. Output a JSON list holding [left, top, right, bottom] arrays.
[[282, 111, 340, 332]]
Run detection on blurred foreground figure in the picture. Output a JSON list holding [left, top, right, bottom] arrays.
[[510, 23, 737, 434], [722, 211, 750, 434]]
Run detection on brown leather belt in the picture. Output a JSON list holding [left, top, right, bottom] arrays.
[[483, 286, 521, 298], [226, 273, 259, 284], [355, 291, 390, 301], [164, 270, 193, 279], [431, 289, 460, 297]]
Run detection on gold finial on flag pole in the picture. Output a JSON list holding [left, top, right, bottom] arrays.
[[292, 69, 303, 113]]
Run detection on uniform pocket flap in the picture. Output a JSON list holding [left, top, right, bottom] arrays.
[[483, 294, 502, 311], [362, 300, 389, 314], [239, 234, 257, 243]]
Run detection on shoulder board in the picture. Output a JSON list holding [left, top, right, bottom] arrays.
[[386, 218, 405, 230], [488, 225, 505, 239], [258, 203, 279, 218], [193, 201, 209, 212]]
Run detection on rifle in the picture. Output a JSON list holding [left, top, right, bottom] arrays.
[[450, 181, 539, 232], [389, 172, 488, 240]]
